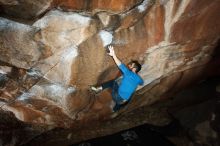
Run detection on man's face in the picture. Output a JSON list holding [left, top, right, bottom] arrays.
[[128, 63, 133, 69], [128, 63, 136, 72]]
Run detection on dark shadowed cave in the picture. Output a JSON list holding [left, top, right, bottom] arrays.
[[0, 0, 220, 146]]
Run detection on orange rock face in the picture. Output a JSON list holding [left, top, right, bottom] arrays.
[[170, 0, 220, 43], [53, 0, 142, 12], [0, 0, 220, 145]]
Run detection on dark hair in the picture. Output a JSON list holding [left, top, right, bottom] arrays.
[[129, 60, 142, 73]]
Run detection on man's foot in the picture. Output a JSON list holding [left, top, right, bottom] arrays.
[[90, 86, 102, 93], [110, 111, 119, 118]]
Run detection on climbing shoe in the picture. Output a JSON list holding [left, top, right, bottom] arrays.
[[90, 86, 102, 93]]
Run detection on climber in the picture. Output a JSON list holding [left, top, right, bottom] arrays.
[[91, 45, 144, 112]]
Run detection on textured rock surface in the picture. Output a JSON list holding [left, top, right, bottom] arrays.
[[165, 78, 220, 146], [0, 0, 220, 145], [0, 18, 42, 69], [0, 0, 53, 19], [53, 0, 143, 13]]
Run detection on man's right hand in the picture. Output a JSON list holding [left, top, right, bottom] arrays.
[[107, 45, 122, 66], [108, 45, 115, 57]]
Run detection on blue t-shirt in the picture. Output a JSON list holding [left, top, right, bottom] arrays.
[[118, 63, 144, 100]]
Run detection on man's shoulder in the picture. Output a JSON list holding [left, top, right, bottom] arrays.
[[119, 63, 129, 73], [133, 73, 143, 84]]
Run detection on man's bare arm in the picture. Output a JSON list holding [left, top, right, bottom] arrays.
[[108, 45, 121, 66]]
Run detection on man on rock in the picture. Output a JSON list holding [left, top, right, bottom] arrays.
[[91, 45, 144, 112]]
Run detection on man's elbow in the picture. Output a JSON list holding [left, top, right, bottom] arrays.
[[117, 62, 122, 66], [140, 81, 144, 86]]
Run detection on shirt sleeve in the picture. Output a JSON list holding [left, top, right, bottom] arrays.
[[119, 63, 130, 75]]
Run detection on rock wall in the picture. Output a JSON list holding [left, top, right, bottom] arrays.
[[0, 0, 220, 145]]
